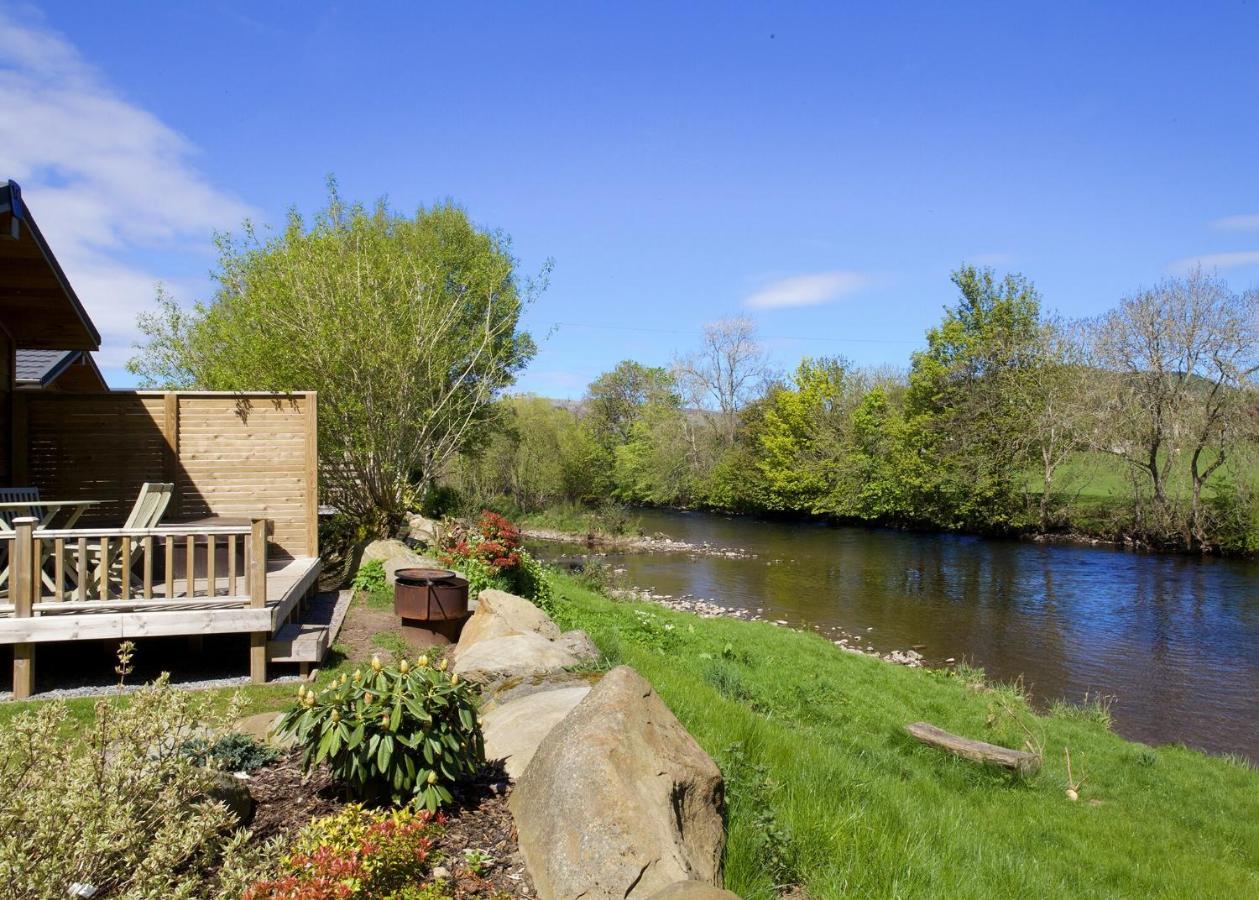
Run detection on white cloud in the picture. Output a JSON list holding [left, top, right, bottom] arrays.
[[1168, 250, 1259, 274], [1209, 214, 1259, 231], [744, 270, 870, 310], [0, 9, 255, 374]]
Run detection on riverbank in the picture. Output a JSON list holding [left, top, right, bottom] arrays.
[[3, 569, 1258, 897], [546, 570, 1259, 898]]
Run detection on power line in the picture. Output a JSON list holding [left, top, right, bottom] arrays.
[[546, 321, 919, 345]]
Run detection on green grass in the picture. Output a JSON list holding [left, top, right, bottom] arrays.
[[546, 571, 1259, 899]]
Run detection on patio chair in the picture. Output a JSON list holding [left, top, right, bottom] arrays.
[[83, 482, 174, 594], [0, 486, 42, 528]]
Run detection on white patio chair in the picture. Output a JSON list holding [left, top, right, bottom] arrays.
[[83, 482, 174, 594]]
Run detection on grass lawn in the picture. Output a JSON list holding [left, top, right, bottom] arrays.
[[546, 571, 1259, 899], [5, 573, 1257, 898]]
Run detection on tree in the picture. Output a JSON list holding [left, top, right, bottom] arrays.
[[128, 184, 541, 534], [674, 316, 773, 444], [1088, 269, 1259, 547], [583, 361, 679, 447], [905, 265, 1046, 528], [756, 357, 853, 513]]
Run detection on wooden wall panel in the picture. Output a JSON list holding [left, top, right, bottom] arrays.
[[0, 327, 11, 485], [18, 391, 317, 558]]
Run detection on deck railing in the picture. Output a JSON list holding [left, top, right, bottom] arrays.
[[2, 517, 268, 615]]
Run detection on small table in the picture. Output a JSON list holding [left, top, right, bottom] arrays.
[[0, 500, 101, 593], [0, 499, 101, 532]]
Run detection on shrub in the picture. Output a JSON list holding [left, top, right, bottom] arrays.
[[438, 510, 554, 613], [278, 655, 484, 809], [181, 731, 280, 772], [0, 676, 246, 899], [244, 804, 443, 899]]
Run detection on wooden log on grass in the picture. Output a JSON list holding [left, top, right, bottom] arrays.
[[905, 721, 1041, 776]]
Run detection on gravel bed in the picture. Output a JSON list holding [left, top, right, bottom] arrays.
[[0, 672, 302, 703]]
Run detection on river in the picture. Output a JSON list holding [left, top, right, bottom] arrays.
[[531, 508, 1259, 759]]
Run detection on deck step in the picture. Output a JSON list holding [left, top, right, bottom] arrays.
[[267, 623, 328, 664]]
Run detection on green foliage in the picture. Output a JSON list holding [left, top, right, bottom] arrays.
[[180, 731, 279, 772], [244, 804, 442, 899], [278, 655, 484, 809], [0, 676, 247, 899], [352, 558, 393, 610], [129, 181, 542, 534]]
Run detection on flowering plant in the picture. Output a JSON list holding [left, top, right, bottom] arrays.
[[244, 805, 443, 899], [438, 511, 553, 612]]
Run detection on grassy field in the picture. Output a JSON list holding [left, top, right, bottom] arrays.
[[548, 571, 1259, 899], [5, 572, 1258, 898]]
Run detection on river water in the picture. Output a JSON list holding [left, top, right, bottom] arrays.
[[533, 508, 1259, 759]]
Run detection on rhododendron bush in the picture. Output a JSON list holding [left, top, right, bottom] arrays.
[[438, 511, 552, 612]]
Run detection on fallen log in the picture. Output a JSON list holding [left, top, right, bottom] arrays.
[[905, 721, 1041, 776]]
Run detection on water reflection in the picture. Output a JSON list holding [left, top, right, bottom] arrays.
[[536, 509, 1259, 758]]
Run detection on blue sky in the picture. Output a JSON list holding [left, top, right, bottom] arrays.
[[3, 1, 1258, 395]]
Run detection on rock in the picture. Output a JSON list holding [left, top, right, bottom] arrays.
[[556, 629, 599, 660], [453, 631, 591, 684], [361, 538, 414, 566], [204, 770, 255, 825], [482, 670, 600, 712], [510, 666, 725, 900], [233, 712, 296, 750], [360, 538, 447, 586], [482, 684, 592, 780], [408, 514, 443, 546], [647, 882, 742, 900], [455, 589, 560, 652]]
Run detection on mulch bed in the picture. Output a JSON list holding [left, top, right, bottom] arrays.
[[244, 754, 536, 897]]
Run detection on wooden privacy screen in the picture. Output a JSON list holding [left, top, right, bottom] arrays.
[[11, 391, 318, 558]]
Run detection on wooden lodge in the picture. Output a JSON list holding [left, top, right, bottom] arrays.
[[0, 180, 321, 698]]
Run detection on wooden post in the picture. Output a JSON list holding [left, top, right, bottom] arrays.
[[250, 517, 268, 684], [304, 391, 319, 557], [12, 517, 36, 700]]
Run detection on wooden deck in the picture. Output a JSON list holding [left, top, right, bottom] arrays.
[[0, 556, 320, 644]]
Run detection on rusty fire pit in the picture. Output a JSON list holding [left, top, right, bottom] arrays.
[[394, 568, 470, 647]]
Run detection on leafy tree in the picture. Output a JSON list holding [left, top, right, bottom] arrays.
[[129, 184, 542, 534], [906, 265, 1045, 528], [756, 357, 852, 513], [584, 360, 679, 447]]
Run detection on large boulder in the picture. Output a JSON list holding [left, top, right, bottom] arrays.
[[359, 539, 443, 586], [482, 684, 592, 780], [456, 589, 561, 650], [510, 666, 725, 900], [453, 631, 595, 684], [407, 514, 443, 547], [361, 538, 413, 566]]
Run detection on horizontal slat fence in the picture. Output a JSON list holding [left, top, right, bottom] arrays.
[[12, 391, 317, 557]]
